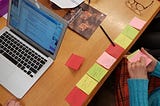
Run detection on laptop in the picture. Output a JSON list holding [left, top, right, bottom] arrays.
[[0, 0, 67, 98]]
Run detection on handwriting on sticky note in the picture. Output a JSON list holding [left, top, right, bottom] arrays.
[[127, 49, 152, 66], [129, 17, 146, 30], [76, 74, 98, 95], [87, 63, 108, 82], [65, 87, 88, 106], [121, 25, 139, 40], [96, 52, 116, 69], [114, 33, 132, 49]]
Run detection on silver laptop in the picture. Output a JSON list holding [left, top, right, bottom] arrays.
[[0, 0, 67, 98]]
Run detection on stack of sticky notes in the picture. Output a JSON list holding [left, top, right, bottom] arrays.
[[127, 49, 152, 66], [65, 54, 85, 71]]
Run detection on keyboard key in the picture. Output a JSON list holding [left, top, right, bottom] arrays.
[[2, 52, 18, 65]]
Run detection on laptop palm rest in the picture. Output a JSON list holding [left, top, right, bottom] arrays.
[[0, 54, 15, 83]]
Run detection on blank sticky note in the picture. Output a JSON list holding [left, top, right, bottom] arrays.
[[96, 52, 116, 69], [87, 63, 108, 82], [121, 25, 139, 40], [129, 17, 146, 30], [106, 43, 125, 58], [114, 33, 132, 49], [127, 49, 152, 66], [65, 87, 88, 106], [65, 54, 84, 70], [76, 74, 98, 95]]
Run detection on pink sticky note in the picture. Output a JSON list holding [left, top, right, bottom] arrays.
[[65, 87, 88, 106], [129, 17, 146, 30], [65, 54, 84, 70], [106, 43, 125, 59], [128, 50, 152, 66], [96, 52, 116, 69]]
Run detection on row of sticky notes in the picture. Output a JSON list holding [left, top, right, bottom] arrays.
[[65, 17, 146, 106], [66, 63, 109, 106]]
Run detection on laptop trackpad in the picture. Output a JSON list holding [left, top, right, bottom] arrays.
[[0, 55, 15, 83]]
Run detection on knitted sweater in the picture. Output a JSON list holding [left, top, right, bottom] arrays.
[[128, 61, 160, 106]]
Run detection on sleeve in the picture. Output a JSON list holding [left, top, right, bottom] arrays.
[[128, 79, 149, 106], [150, 61, 160, 78]]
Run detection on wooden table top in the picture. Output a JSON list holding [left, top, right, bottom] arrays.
[[0, 0, 159, 105]]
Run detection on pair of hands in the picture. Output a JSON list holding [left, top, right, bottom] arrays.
[[127, 48, 158, 79]]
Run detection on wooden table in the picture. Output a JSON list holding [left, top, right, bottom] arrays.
[[0, 0, 159, 105]]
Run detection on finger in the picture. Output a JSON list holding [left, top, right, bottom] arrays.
[[141, 48, 154, 59], [139, 56, 146, 65], [15, 101, 21, 106], [7, 100, 16, 106]]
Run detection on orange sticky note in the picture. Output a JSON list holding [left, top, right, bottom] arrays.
[[96, 52, 116, 69], [65, 87, 88, 106], [65, 54, 84, 70], [106, 43, 124, 58]]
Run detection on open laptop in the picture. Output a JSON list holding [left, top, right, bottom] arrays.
[[0, 0, 67, 98]]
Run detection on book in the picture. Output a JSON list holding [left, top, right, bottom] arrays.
[[64, 3, 106, 39]]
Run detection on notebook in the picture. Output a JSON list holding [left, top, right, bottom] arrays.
[[0, 0, 67, 98]]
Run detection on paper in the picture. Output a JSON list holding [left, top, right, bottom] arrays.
[[3, 13, 7, 19], [50, 0, 84, 8], [106, 43, 125, 58], [87, 63, 108, 82], [129, 17, 146, 30], [76, 74, 98, 95], [127, 49, 152, 66], [96, 52, 116, 69], [65, 87, 88, 106], [65, 54, 84, 70], [114, 33, 132, 49], [121, 25, 139, 40]]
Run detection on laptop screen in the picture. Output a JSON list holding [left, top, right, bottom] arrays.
[[9, 0, 66, 55]]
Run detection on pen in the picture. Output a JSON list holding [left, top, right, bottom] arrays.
[[88, 0, 91, 5], [100, 25, 115, 46]]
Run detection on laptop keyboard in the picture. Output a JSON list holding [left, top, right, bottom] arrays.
[[0, 31, 47, 78]]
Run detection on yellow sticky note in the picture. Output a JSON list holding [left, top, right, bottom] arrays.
[[127, 49, 139, 59], [76, 74, 98, 95], [121, 25, 139, 40], [114, 33, 132, 49], [87, 63, 108, 82]]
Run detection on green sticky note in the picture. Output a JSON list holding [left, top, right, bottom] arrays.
[[76, 74, 98, 95], [114, 33, 132, 49], [122, 25, 139, 40], [87, 63, 108, 82]]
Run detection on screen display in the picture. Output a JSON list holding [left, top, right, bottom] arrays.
[[9, 0, 64, 54]]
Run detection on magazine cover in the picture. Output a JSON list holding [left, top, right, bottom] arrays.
[[64, 3, 106, 39]]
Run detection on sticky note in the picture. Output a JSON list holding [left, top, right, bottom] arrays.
[[65, 54, 84, 70], [65, 87, 88, 106], [87, 63, 108, 82], [127, 49, 152, 66], [121, 25, 139, 40], [96, 52, 116, 69], [129, 17, 146, 30], [76, 74, 98, 95], [106, 43, 125, 58], [114, 33, 132, 49]]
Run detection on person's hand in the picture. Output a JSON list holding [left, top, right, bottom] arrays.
[[128, 56, 148, 79], [141, 48, 158, 72], [4, 98, 21, 106]]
